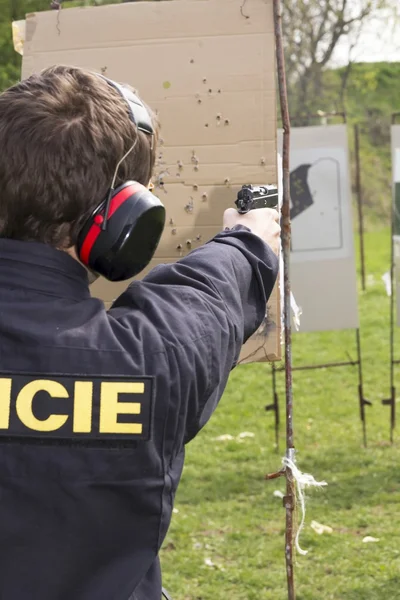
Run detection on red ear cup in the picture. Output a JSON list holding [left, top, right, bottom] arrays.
[[78, 183, 142, 266], [77, 182, 165, 282]]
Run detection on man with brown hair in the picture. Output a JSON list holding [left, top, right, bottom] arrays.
[[0, 65, 280, 599]]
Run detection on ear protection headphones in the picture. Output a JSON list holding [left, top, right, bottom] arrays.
[[76, 75, 166, 282]]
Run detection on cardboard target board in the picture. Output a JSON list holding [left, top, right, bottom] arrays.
[[391, 124, 400, 325], [20, 0, 281, 362], [279, 125, 359, 332]]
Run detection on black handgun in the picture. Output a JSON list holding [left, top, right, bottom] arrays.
[[235, 184, 279, 214]]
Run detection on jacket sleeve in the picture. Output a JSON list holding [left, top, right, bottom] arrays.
[[111, 226, 279, 444]]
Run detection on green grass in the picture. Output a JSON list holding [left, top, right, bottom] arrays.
[[160, 228, 400, 599]]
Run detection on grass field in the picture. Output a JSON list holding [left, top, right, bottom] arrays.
[[160, 228, 400, 600]]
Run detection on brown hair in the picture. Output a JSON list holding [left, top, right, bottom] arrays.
[[0, 65, 159, 248]]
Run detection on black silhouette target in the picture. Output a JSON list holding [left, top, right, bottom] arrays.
[[289, 157, 343, 253], [290, 164, 313, 220]]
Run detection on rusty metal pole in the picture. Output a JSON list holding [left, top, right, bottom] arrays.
[[273, 1, 295, 598], [354, 124, 366, 291]]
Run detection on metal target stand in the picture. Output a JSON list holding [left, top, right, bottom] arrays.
[[381, 111, 400, 444], [266, 112, 371, 449]]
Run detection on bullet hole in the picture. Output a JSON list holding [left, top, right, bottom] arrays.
[[190, 59, 194, 64], [172, 228, 177, 235], [176, 173, 181, 177], [169, 218, 174, 226], [155, 168, 170, 190], [193, 184, 198, 191], [177, 160, 183, 170], [202, 193, 208, 201], [197, 99, 202, 104], [184, 198, 194, 213], [196, 234, 202, 241], [194, 165, 199, 171], [176, 244, 183, 251], [216, 114, 222, 121], [159, 138, 165, 146], [225, 178, 231, 185], [224, 119, 230, 126], [208, 89, 212, 94], [186, 240, 192, 249], [218, 89, 222, 94], [203, 78, 207, 83], [260, 157, 266, 165], [191, 151, 199, 164], [155, 171, 169, 194], [205, 123, 209, 127], [101, 66, 107, 74]]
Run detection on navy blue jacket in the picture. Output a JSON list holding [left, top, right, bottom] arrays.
[[0, 227, 278, 600]]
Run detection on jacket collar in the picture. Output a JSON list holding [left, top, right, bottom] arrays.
[[0, 238, 91, 301]]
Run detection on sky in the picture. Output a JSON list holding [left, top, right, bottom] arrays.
[[330, 7, 400, 66]]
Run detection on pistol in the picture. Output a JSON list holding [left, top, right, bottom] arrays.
[[235, 184, 279, 214]]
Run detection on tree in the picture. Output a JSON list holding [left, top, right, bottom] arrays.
[[0, 0, 50, 90], [282, 0, 398, 118]]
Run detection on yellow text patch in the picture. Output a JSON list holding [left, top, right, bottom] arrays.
[[0, 373, 154, 444]]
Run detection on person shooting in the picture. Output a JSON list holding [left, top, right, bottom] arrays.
[[0, 65, 280, 600]]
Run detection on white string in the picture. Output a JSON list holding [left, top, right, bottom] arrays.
[[109, 137, 139, 191], [282, 455, 327, 556]]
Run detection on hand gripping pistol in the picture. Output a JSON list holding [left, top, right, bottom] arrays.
[[235, 184, 279, 214]]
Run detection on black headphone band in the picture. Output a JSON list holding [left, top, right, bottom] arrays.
[[97, 74, 154, 137]]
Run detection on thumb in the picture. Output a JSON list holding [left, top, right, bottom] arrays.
[[223, 208, 239, 229]]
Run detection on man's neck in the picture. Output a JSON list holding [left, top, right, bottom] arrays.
[[65, 247, 99, 284]]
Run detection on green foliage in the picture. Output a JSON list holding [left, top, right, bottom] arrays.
[[344, 63, 400, 116], [161, 229, 400, 599], [0, 0, 50, 89], [337, 63, 400, 230], [287, 61, 400, 231]]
